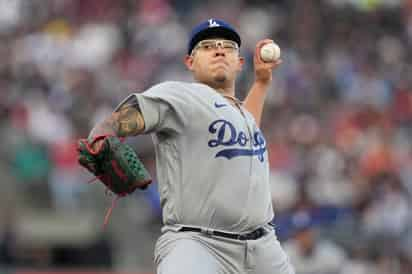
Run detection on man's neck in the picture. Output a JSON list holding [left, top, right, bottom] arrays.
[[215, 86, 235, 97]]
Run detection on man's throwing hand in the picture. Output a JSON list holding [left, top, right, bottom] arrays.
[[253, 39, 282, 85]]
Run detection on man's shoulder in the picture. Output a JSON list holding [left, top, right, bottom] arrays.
[[146, 81, 214, 98], [138, 81, 186, 97], [142, 81, 189, 95], [152, 81, 191, 90]]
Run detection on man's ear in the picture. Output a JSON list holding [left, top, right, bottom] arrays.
[[184, 55, 194, 71], [237, 56, 245, 72]]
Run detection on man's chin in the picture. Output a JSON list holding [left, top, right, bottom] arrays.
[[213, 72, 228, 83], [214, 76, 227, 83]]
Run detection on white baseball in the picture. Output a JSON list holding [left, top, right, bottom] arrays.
[[260, 42, 281, 62]]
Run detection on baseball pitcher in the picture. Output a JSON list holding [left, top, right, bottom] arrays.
[[78, 18, 295, 274]]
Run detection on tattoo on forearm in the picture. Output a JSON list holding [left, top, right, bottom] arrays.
[[89, 96, 145, 140], [116, 105, 145, 136], [88, 115, 119, 141]]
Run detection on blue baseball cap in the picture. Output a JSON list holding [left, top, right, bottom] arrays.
[[187, 18, 241, 55]]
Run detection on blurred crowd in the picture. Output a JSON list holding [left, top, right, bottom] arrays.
[[1, 0, 412, 273]]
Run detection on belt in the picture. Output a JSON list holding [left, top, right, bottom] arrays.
[[179, 226, 266, 240]]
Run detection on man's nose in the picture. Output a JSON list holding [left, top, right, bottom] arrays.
[[214, 49, 225, 57]]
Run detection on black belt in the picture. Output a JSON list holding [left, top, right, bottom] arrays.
[[179, 226, 266, 240]]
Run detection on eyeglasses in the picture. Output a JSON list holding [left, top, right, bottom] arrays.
[[191, 39, 239, 56]]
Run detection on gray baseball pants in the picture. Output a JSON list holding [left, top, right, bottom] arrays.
[[154, 224, 295, 274]]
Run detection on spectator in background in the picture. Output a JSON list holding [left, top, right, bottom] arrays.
[[283, 210, 347, 274], [0, 207, 17, 266], [361, 173, 411, 254]]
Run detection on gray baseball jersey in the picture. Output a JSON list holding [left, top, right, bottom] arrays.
[[122, 81, 274, 233]]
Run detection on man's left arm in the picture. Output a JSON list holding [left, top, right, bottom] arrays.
[[243, 39, 282, 126]]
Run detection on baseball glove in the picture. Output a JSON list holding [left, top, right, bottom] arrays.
[[78, 135, 152, 226], [78, 135, 152, 196]]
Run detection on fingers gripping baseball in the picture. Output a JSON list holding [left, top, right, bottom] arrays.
[[254, 39, 282, 84]]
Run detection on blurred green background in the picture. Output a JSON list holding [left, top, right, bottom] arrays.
[[1, 0, 412, 273]]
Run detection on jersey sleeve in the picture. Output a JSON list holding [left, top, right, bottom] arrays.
[[116, 81, 191, 135]]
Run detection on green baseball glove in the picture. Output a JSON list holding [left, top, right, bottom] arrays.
[[77, 135, 152, 196]]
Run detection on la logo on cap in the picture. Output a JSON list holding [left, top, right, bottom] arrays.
[[208, 19, 220, 28]]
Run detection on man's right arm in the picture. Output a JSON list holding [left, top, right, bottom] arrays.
[[88, 95, 145, 148]]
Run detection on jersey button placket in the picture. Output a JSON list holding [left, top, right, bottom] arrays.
[[238, 106, 255, 181]]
